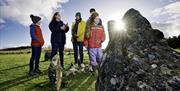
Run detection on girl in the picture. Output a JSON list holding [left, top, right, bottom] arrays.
[[49, 12, 69, 69], [84, 12, 106, 72], [29, 14, 44, 76]]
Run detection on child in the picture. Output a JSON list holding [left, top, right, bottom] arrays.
[[71, 12, 86, 68], [29, 14, 44, 76], [84, 12, 106, 72]]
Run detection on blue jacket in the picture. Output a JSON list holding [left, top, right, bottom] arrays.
[[49, 20, 69, 44]]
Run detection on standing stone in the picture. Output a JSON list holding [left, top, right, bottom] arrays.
[[96, 8, 180, 91]]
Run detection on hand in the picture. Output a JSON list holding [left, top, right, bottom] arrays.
[[65, 23, 68, 27], [85, 45, 88, 49], [96, 40, 101, 44], [60, 25, 66, 30], [73, 34, 78, 38]]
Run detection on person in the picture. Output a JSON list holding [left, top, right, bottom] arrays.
[[85, 8, 103, 39], [84, 12, 106, 72], [49, 12, 69, 69], [89, 8, 102, 25], [71, 12, 86, 68], [29, 14, 44, 76]]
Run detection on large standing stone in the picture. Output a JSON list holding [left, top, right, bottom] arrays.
[[96, 8, 180, 91]]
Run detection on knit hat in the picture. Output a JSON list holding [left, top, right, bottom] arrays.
[[30, 14, 41, 24], [90, 8, 96, 13], [75, 12, 81, 18]]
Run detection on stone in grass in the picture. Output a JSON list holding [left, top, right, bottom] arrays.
[[48, 54, 62, 91]]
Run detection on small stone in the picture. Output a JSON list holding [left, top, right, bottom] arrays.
[[151, 64, 157, 69], [148, 54, 155, 60], [110, 78, 117, 85]]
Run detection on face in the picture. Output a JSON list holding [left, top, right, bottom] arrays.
[[94, 16, 99, 25], [90, 11, 95, 15], [76, 16, 80, 20], [55, 13, 61, 21], [36, 20, 41, 25]]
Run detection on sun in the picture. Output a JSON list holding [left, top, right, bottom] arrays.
[[114, 20, 125, 31]]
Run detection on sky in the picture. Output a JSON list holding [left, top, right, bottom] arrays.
[[0, 0, 179, 49]]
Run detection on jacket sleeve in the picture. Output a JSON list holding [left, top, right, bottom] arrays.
[[64, 26, 69, 33], [30, 25, 39, 41], [49, 21, 60, 33], [84, 25, 89, 47], [85, 20, 91, 39], [101, 27, 106, 43], [71, 22, 75, 35]]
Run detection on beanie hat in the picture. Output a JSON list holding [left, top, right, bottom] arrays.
[[75, 12, 81, 18], [90, 8, 96, 13], [30, 14, 41, 24]]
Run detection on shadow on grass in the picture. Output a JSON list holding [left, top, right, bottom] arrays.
[[0, 70, 48, 91], [24, 71, 96, 91], [62, 72, 96, 91], [0, 60, 48, 72], [0, 64, 28, 72]]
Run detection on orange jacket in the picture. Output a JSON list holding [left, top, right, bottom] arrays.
[[30, 24, 44, 46], [84, 25, 106, 48]]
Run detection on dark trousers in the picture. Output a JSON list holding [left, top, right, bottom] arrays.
[[29, 46, 42, 71], [73, 42, 84, 64], [50, 43, 65, 68]]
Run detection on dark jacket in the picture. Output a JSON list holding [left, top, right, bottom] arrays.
[[49, 20, 69, 44]]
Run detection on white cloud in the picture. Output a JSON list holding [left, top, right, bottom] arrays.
[[151, 22, 180, 37], [0, 0, 69, 26], [152, 1, 180, 37]]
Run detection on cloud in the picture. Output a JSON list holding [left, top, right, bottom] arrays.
[[151, 22, 180, 37], [152, 1, 180, 37], [0, 0, 69, 26]]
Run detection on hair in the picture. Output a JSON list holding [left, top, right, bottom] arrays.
[[51, 12, 60, 22], [90, 8, 96, 13], [90, 12, 99, 26]]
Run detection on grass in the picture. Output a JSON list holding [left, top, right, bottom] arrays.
[[0, 52, 96, 91]]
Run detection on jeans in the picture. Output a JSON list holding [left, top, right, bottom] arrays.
[[29, 46, 42, 71], [50, 43, 65, 68], [73, 42, 84, 64]]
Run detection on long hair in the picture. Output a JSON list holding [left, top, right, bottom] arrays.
[[51, 12, 60, 22], [90, 12, 99, 26]]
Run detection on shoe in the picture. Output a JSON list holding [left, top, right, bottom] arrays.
[[74, 64, 79, 68], [88, 66, 93, 72], [28, 70, 37, 76], [34, 69, 42, 74], [80, 64, 85, 68]]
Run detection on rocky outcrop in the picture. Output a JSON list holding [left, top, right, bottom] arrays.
[[96, 8, 180, 91]]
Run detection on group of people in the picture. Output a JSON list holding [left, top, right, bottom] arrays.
[[28, 8, 106, 76]]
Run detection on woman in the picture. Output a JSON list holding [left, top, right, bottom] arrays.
[[84, 12, 106, 72], [71, 12, 86, 67], [29, 14, 44, 76], [49, 12, 69, 69]]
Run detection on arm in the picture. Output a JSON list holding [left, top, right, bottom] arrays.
[[64, 25, 69, 33], [101, 27, 106, 43], [84, 34, 89, 48], [30, 25, 39, 41], [49, 21, 61, 33], [85, 20, 91, 39]]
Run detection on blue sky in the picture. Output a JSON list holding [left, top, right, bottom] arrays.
[[0, 0, 179, 49]]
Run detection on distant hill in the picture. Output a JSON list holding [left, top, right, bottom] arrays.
[[0, 46, 31, 51]]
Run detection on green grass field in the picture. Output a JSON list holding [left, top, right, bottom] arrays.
[[0, 52, 96, 91]]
